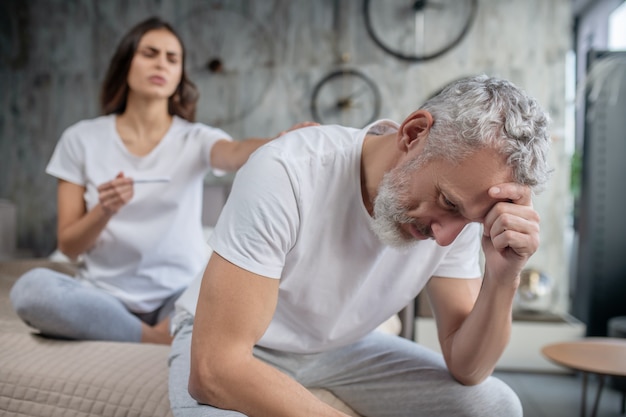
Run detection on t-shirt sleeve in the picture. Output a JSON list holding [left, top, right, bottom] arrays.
[[208, 146, 298, 279], [432, 222, 482, 279], [192, 124, 233, 177], [45, 124, 86, 185]]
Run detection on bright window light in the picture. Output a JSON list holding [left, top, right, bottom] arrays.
[[609, 1, 626, 49]]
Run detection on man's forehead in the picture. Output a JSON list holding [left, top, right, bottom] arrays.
[[445, 185, 504, 223], [439, 164, 514, 222]]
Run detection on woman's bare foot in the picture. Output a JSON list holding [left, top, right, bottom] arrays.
[[140, 318, 173, 344]]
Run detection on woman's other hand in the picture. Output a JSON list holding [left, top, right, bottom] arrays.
[[97, 172, 134, 215]]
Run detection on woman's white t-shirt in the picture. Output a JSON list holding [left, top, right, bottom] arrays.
[[176, 121, 482, 353], [46, 115, 230, 313]]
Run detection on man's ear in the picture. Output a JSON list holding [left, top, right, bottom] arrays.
[[397, 110, 433, 151]]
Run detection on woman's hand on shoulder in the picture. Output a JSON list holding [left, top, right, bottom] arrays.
[[211, 122, 320, 172], [272, 121, 319, 139]]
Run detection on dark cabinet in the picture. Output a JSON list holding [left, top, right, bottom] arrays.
[[572, 50, 626, 336]]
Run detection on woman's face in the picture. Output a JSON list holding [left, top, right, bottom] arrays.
[[126, 28, 183, 101]]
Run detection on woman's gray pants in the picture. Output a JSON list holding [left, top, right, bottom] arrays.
[[10, 267, 181, 342]]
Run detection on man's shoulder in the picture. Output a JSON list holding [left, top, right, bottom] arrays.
[[261, 124, 362, 160]]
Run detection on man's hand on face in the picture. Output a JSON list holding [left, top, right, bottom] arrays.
[[481, 182, 540, 286]]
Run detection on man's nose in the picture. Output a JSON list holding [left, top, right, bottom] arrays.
[[430, 216, 470, 246]]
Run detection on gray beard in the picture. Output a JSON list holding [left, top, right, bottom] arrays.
[[369, 160, 421, 248]]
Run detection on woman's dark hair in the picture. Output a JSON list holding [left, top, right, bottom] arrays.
[[100, 16, 199, 121]]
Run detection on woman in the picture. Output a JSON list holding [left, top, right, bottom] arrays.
[[10, 17, 313, 344]]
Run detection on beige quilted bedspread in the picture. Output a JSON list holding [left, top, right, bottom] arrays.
[[0, 260, 362, 417], [0, 333, 173, 417]]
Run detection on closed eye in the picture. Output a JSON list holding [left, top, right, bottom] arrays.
[[439, 194, 458, 211], [141, 48, 157, 57], [139, 47, 180, 64]]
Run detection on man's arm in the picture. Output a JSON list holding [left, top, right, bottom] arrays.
[[425, 274, 515, 385], [188, 252, 352, 417], [426, 182, 540, 386]]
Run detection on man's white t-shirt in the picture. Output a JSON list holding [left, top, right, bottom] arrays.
[[46, 115, 230, 313], [176, 121, 481, 353]]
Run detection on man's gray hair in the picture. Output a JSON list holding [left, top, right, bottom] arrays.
[[420, 75, 552, 192]]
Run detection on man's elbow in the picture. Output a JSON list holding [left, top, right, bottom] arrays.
[[454, 373, 486, 386], [188, 353, 246, 409], [188, 362, 223, 406], [450, 366, 492, 386]]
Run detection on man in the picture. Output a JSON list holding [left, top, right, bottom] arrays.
[[168, 75, 551, 417]]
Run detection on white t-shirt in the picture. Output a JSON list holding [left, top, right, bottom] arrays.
[[46, 115, 231, 313], [176, 121, 481, 353]]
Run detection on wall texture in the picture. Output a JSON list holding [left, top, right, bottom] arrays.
[[0, 0, 572, 309]]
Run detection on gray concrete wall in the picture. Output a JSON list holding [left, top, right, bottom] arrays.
[[0, 0, 572, 310]]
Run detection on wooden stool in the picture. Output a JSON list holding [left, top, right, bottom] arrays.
[[609, 316, 626, 413], [542, 338, 626, 417]]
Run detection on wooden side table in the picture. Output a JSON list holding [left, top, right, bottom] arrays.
[[542, 338, 626, 417]]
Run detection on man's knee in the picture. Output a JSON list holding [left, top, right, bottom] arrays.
[[450, 376, 522, 417]]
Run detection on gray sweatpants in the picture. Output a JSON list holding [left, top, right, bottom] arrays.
[[9, 267, 182, 342], [168, 318, 523, 417]]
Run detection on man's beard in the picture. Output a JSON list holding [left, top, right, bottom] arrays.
[[369, 155, 431, 248]]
